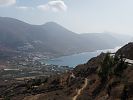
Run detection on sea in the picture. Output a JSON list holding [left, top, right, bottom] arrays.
[[43, 46, 121, 68]]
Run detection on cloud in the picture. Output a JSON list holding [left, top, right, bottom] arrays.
[[16, 6, 34, 11], [16, 6, 29, 10], [0, 0, 16, 6], [37, 0, 67, 12]]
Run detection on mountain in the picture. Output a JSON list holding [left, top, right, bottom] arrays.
[[108, 32, 133, 45], [80, 33, 120, 49], [0, 17, 123, 57]]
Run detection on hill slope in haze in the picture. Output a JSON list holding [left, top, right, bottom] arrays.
[[0, 17, 124, 57]]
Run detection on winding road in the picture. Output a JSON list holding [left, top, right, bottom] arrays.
[[72, 78, 88, 100]]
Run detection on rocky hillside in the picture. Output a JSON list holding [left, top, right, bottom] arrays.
[[116, 42, 133, 60], [0, 43, 133, 100]]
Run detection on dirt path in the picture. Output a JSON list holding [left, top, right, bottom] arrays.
[[72, 78, 88, 100]]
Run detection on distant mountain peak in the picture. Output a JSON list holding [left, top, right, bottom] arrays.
[[42, 22, 72, 33], [42, 22, 61, 27], [45, 21, 58, 25]]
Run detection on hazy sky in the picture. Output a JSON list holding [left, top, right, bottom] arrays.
[[0, 0, 133, 34]]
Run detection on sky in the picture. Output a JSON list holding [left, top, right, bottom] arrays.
[[0, 0, 133, 34]]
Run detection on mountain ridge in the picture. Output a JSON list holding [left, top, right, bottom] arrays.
[[0, 17, 126, 57]]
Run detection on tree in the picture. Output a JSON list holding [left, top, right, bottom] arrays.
[[114, 53, 128, 76], [98, 53, 114, 81]]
